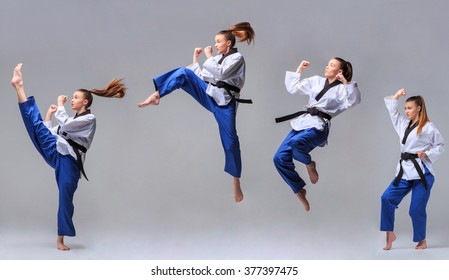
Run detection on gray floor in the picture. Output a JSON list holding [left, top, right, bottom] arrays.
[[1, 181, 448, 260]]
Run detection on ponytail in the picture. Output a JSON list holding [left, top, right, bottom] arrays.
[[78, 78, 126, 109], [406, 95, 430, 135], [334, 57, 353, 82], [217, 22, 255, 48]]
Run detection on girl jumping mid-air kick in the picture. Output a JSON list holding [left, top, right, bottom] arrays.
[[274, 58, 361, 211], [138, 22, 255, 203]]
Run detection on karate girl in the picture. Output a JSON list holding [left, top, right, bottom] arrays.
[[273, 58, 361, 211], [138, 22, 255, 203], [11, 63, 126, 250], [381, 89, 445, 250]]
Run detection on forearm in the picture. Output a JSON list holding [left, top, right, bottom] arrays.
[[45, 111, 53, 122], [13, 85, 27, 103]]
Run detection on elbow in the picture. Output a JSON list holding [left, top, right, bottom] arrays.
[[284, 84, 298, 95]]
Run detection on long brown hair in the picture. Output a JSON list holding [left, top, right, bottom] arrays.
[[78, 78, 126, 109], [217, 22, 255, 48], [334, 57, 353, 82], [406, 95, 429, 135]]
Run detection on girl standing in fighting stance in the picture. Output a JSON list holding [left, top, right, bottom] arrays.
[[273, 58, 361, 211], [138, 22, 255, 203], [11, 63, 125, 250], [381, 89, 444, 250]]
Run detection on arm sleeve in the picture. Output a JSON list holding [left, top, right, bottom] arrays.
[[426, 125, 445, 163], [284, 71, 314, 95], [338, 82, 362, 109], [384, 96, 408, 136]]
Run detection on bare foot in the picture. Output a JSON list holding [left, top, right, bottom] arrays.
[[233, 177, 244, 203], [415, 240, 427, 250], [11, 63, 27, 103], [306, 161, 319, 184], [137, 91, 160, 107], [383, 231, 396, 250], [295, 189, 310, 211], [11, 63, 24, 88], [57, 236, 71, 251]]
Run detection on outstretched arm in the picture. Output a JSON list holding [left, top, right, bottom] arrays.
[[11, 63, 27, 103]]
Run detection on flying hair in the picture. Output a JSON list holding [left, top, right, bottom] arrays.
[[218, 22, 255, 48], [78, 78, 126, 109]]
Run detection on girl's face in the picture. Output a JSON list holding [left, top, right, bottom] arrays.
[[214, 34, 232, 55], [404, 101, 420, 121], [71, 91, 88, 112], [324, 59, 343, 80]]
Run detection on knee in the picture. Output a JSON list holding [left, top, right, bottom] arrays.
[[177, 67, 195, 79], [381, 193, 392, 206], [273, 152, 289, 167], [409, 204, 426, 219]]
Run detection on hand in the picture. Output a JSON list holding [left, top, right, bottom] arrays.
[[193, 47, 203, 58], [11, 63, 24, 88], [48, 104, 57, 114], [296, 60, 310, 73], [417, 151, 428, 160], [393, 88, 406, 100], [336, 73, 348, 84], [192, 47, 203, 64], [204, 46, 213, 58], [45, 104, 57, 121], [57, 95, 68, 106]]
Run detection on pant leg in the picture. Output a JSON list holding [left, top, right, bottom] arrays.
[[290, 128, 327, 165], [18, 96, 58, 168], [273, 129, 306, 193], [380, 179, 412, 231], [409, 170, 434, 242], [55, 155, 80, 237], [153, 68, 214, 112], [273, 128, 327, 193], [213, 101, 241, 178]]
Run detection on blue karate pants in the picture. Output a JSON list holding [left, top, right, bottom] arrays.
[[380, 166, 434, 242], [19, 97, 80, 237], [273, 128, 327, 193], [153, 67, 242, 178]]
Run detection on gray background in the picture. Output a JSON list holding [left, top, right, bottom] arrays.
[[1, 0, 448, 259]]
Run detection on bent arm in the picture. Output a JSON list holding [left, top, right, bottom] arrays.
[[340, 82, 361, 109], [284, 71, 315, 95], [425, 126, 445, 163], [384, 96, 408, 136]]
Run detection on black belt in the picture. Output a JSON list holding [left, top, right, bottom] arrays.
[[275, 107, 332, 123], [208, 81, 253, 104], [66, 139, 89, 181], [57, 126, 89, 180], [393, 152, 427, 189]]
